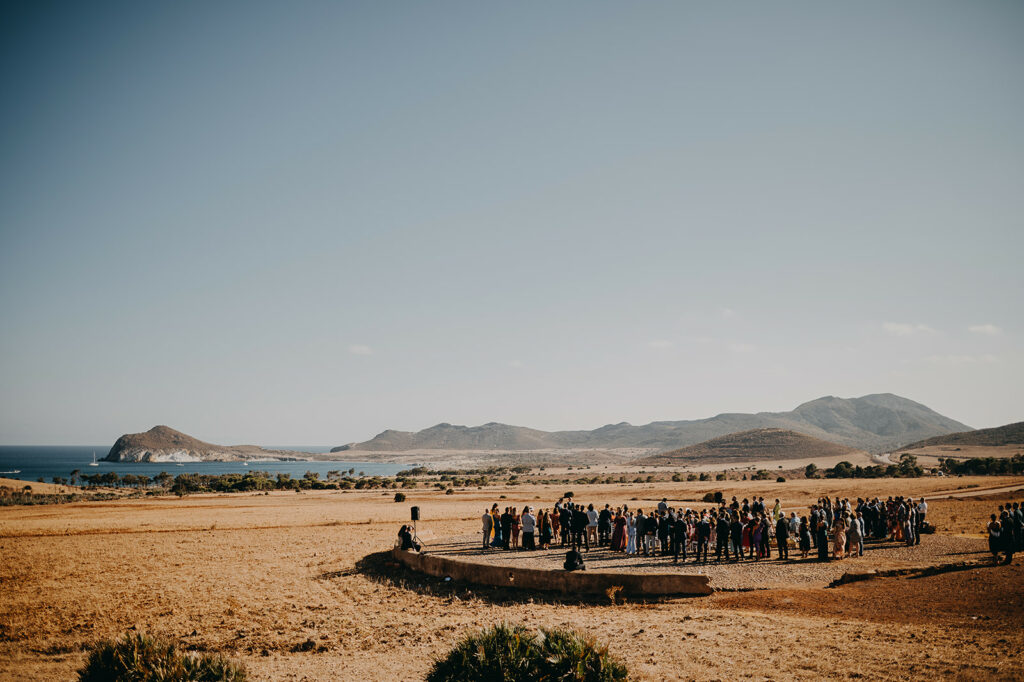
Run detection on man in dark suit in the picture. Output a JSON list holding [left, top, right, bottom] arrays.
[[571, 504, 589, 552], [775, 514, 790, 560], [716, 511, 731, 562], [695, 514, 711, 564], [598, 504, 613, 546], [672, 512, 688, 563]]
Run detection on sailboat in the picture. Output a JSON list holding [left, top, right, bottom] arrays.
[[88, 452, 99, 467]]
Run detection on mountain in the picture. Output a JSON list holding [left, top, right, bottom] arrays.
[[332, 394, 971, 454], [636, 428, 864, 466], [104, 426, 311, 463], [901, 421, 1024, 450]]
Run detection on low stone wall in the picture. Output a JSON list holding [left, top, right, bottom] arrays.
[[391, 548, 713, 597]]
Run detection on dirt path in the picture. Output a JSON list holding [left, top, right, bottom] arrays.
[[927, 482, 1024, 499]]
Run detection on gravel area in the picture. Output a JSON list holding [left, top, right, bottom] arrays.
[[424, 534, 989, 590]]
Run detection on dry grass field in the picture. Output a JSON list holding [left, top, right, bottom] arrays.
[[2, 476, 1023, 681]]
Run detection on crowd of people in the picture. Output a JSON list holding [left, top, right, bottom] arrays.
[[987, 501, 1022, 564], [480, 495, 934, 564]]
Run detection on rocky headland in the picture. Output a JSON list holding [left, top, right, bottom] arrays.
[[104, 426, 311, 463]]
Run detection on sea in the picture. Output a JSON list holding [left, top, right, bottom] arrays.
[[0, 446, 406, 484]]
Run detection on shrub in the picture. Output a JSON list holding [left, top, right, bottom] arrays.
[[445, 488, 454, 495], [427, 623, 627, 682], [564, 491, 574, 499], [78, 631, 247, 681], [702, 492, 716, 503], [776, 476, 786, 483], [393, 492, 406, 503]]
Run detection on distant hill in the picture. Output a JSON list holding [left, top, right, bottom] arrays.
[[635, 428, 863, 466], [104, 426, 310, 463], [332, 393, 971, 455], [901, 421, 1024, 450]]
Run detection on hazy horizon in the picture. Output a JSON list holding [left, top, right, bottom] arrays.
[[2, 2, 1022, 445]]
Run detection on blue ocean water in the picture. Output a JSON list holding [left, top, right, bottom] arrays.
[[0, 446, 406, 483]]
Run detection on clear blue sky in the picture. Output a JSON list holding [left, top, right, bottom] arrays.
[[1, 1, 1021, 445]]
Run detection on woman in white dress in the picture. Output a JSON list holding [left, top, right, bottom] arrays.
[[626, 512, 637, 555]]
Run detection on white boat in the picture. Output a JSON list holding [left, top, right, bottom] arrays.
[[176, 463, 184, 466], [0, 470, 20, 475], [88, 452, 99, 467]]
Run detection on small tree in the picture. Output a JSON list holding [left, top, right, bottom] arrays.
[[393, 492, 406, 502], [804, 463, 818, 479]]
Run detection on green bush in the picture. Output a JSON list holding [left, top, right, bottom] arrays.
[[427, 623, 627, 682], [776, 476, 786, 483], [78, 631, 247, 681], [393, 492, 406, 502]]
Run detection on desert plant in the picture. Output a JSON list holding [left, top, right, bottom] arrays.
[[427, 624, 627, 682], [776, 476, 786, 483], [427, 623, 539, 682], [78, 631, 247, 681], [393, 492, 406, 502], [539, 627, 628, 681]]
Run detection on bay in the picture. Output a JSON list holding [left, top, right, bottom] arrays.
[[0, 446, 406, 484]]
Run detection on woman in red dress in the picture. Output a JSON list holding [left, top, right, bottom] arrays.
[[611, 510, 627, 551]]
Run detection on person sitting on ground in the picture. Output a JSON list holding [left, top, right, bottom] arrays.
[[398, 524, 420, 552], [564, 547, 586, 571]]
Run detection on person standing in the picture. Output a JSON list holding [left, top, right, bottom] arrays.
[[695, 513, 711, 564], [490, 508, 504, 548], [1001, 511, 1015, 564], [716, 511, 731, 562], [539, 510, 552, 549], [775, 512, 790, 560], [634, 510, 647, 556], [510, 507, 521, 550], [572, 504, 589, 552], [482, 508, 493, 549], [521, 507, 536, 551], [658, 511, 671, 554], [751, 515, 763, 562], [798, 516, 811, 559], [673, 512, 689, 563], [816, 519, 830, 562], [730, 513, 744, 562], [916, 498, 928, 544], [586, 503, 599, 547], [611, 511, 627, 551], [987, 514, 1002, 561], [500, 508, 514, 550], [847, 512, 862, 558], [598, 504, 613, 546], [626, 512, 637, 555], [833, 515, 847, 560]]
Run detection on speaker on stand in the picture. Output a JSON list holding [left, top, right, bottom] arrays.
[[410, 506, 421, 547]]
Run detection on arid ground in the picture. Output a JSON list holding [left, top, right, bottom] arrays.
[[2, 476, 1023, 681]]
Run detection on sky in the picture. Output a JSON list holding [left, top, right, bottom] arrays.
[[1, 1, 1022, 445]]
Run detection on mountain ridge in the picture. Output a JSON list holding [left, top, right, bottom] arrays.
[[901, 421, 1024, 450], [332, 393, 971, 455], [636, 428, 864, 465]]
